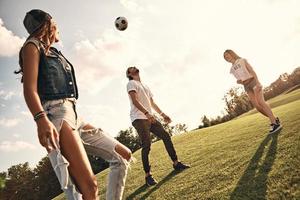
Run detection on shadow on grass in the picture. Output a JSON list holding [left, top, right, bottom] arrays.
[[230, 130, 281, 200], [126, 170, 180, 200]]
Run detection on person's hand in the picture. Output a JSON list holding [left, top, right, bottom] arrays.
[[145, 113, 156, 124], [237, 80, 243, 84], [161, 113, 172, 124], [36, 117, 59, 152]]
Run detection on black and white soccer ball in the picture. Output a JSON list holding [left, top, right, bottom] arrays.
[[115, 16, 128, 31]]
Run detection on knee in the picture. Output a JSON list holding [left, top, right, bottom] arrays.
[[257, 102, 267, 111], [142, 143, 151, 152], [255, 98, 266, 107], [161, 132, 171, 141], [122, 150, 132, 161], [255, 104, 263, 111], [115, 144, 132, 161], [253, 103, 263, 110], [259, 100, 268, 107]]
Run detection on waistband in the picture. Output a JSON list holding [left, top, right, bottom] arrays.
[[42, 98, 76, 108], [242, 77, 255, 85]]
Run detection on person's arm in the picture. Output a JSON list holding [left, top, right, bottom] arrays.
[[150, 97, 171, 124], [128, 91, 156, 123], [22, 43, 58, 151], [244, 60, 262, 90], [244, 60, 260, 82]]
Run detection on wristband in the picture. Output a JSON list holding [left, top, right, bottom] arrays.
[[34, 111, 46, 121], [35, 114, 46, 122]]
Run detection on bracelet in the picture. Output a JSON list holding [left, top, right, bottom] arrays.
[[35, 113, 46, 122], [144, 111, 149, 115], [34, 111, 46, 121]]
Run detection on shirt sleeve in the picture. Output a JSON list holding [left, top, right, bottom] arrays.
[[127, 81, 137, 93], [241, 58, 247, 66], [147, 85, 154, 98]]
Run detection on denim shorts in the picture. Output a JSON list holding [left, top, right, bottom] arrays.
[[42, 98, 118, 154], [243, 78, 257, 92], [42, 98, 83, 133]]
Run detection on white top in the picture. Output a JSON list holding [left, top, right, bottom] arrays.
[[230, 58, 253, 81], [127, 80, 153, 122]]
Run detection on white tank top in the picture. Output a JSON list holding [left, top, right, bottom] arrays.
[[230, 58, 253, 81]]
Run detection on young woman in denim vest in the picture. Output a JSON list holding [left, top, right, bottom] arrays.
[[223, 49, 282, 134], [15, 9, 132, 200]]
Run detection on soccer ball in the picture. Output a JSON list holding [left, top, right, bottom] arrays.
[[115, 17, 128, 31]]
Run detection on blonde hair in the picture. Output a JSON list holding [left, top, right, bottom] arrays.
[[223, 49, 241, 60]]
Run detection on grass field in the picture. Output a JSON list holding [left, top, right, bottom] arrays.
[[55, 89, 300, 200]]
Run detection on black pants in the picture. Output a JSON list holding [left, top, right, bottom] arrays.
[[132, 119, 178, 173]]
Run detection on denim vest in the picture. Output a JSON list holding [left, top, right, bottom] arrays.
[[24, 39, 79, 102]]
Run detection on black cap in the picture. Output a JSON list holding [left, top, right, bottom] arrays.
[[23, 9, 52, 35]]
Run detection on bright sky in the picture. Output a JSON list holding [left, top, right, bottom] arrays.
[[0, 0, 299, 171]]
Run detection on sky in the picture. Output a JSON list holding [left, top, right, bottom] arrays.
[[0, 0, 299, 172]]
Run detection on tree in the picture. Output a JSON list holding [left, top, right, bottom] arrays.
[[173, 123, 188, 134], [0, 172, 6, 189], [201, 115, 210, 128], [33, 157, 62, 200], [0, 156, 112, 200], [87, 155, 109, 174], [2, 163, 36, 200], [223, 87, 252, 117], [115, 127, 141, 152], [157, 116, 188, 136], [0, 172, 7, 198]]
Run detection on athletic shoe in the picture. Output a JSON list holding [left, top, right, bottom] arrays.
[[276, 117, 281, 124], [173, 162, 190, 171], [269, 123, 282, 134], [145, 175, 157, 186]]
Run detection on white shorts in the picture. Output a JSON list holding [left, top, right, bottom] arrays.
[[43, 98, 119, 158]]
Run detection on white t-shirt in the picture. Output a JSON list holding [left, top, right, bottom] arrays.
[[230, 58, 253, 81], [127, 80, 154, 122]]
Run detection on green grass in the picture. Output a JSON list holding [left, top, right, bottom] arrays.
[[55, 89, 300, 200], [242, 88, 300, 117]]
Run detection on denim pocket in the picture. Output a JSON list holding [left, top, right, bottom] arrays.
[[45, 100, 69, 117]]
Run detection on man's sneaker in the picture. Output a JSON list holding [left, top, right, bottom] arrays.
[[276, 117, 281, 124], [145, 175, 157, 186], [173, 162, 190, 171], [269, 123, 282, 134]]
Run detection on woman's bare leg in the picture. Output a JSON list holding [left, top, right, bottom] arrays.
[[247, 90, 269, 117], [253, 87, 276, 123], [60, 121, 99, 200]]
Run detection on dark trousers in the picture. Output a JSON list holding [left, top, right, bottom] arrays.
[[132, 119, 178, 173]]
